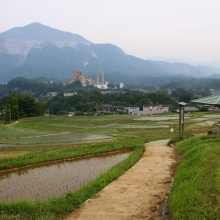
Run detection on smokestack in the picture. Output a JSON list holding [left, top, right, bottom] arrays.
[[102, 72, 104, 85], [97, 72, 99, 85]]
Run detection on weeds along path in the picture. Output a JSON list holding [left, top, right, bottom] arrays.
[[65, 140, 176, 220]]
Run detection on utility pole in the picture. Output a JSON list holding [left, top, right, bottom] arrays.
[[9, 104, 11, 124]]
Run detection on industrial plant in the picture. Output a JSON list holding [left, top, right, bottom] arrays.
[[93, 72, 108, 89], [63, 69, 108, 89]]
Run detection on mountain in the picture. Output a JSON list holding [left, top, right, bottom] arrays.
[[148, 56, 220, 72], [0, 23, 219, 82], [192, 60, 220, 69], [0, 22, 91, 56], [146, 56, 187, 63]]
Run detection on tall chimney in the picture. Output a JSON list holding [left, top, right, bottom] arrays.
[[97, 72, 99, 85], [102, 72, 104, 85]]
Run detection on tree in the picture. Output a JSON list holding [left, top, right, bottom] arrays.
[[1, 94, 44, 122], [7, 94, 19, 121], [179, 94, 191, 103]]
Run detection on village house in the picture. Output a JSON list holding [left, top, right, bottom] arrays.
[[67, 112, 75, 116], [64, 92, 77, 97], [124, 107, 140, 114], [133, 104, 169, 116], [46, 92, 57, 97]]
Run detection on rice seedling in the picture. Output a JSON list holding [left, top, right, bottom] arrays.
[[0, 152, 130, 203]]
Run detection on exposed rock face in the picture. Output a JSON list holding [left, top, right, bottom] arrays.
[[0, 23, 92, 55], [0, 38, 8, 53]]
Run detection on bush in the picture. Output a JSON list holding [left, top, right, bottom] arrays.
[[75, 111, 85, 116], [117, 111, 127, 115], [86, 111, 95, 116], [200, 107, 208, 112], [97, 111, 114, 116]]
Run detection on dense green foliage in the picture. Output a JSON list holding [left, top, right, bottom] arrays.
[[0, 93, 44, 122], [1, 75, 219, 103], [161, 77, 220, 90], [45, 90, 177, 114], [168, 136, 220, 219], [0, 77, 63, 97]]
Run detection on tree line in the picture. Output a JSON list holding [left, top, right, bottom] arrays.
[[1, 76, 216, 120], [0, 94, 44, 123], [45, 89, 177, 115]]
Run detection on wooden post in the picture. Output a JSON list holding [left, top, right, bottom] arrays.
[[178, 102, 186, 137]]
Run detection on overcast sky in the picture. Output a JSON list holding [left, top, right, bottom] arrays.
[[1, 0, 220, 62]]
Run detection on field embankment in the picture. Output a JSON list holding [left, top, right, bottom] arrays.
[[168, 135, 220, 219]]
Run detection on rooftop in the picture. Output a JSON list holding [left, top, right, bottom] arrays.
[[191, 94, 220, 106]]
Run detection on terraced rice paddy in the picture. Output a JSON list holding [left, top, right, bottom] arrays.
[[1, 113, 217, 149], [0, 152, 130, 202], [0, 130, 113, 148], [134, 116, 189, 121], [0, 112, 219, 219], [101, 123, 169, 129]]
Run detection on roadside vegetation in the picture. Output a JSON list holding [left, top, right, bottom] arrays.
[[168, 135, 220, 219]]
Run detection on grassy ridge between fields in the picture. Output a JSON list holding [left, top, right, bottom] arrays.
[[0, 138, 148, 171], [0, 139, 145, 220], [168, 135, 220, 220]]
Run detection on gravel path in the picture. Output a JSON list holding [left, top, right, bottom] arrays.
[[65, 140, 176, 220]]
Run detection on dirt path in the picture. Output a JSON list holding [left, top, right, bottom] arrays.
[[65, 140, 176, 220]]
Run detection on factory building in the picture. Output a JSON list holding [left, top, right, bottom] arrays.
[[73, 69, 93, 87], [94, 72, 108, 89], [63, 69, 108, 89]]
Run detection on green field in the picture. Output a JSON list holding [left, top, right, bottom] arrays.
[[0, 114, 179, 150], [0, 112, 217, 169], [0, 112, 220, 219]]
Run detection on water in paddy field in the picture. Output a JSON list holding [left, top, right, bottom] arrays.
[[0, 152, 130, 203]]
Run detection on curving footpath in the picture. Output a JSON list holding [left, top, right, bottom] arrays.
[[65, 140, 176, 220]]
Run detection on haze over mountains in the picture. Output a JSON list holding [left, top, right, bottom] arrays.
[[0, 23, 220, 82], [147, 56, 220, 69]]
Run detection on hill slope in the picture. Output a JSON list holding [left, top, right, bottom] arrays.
[[0, 23, 219, 82]]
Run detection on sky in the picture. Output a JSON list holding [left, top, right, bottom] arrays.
[[1, 0, 220, 62]]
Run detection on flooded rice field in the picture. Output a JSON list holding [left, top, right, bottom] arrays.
[[0, 131, 114, 148], [0, 152, 130, 203], [101, 124, 169, 128]]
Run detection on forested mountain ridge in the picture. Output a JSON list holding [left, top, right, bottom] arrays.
[[0, 23, 220, 82]]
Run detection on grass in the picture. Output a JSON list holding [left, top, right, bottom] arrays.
[[1, 114, 176, 149], [168, 135, 220, 219], [1, 112, 220, 219], [0, 138, 146, 170]]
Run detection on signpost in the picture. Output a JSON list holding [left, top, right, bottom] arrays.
[[178, 102, 186, 137]]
